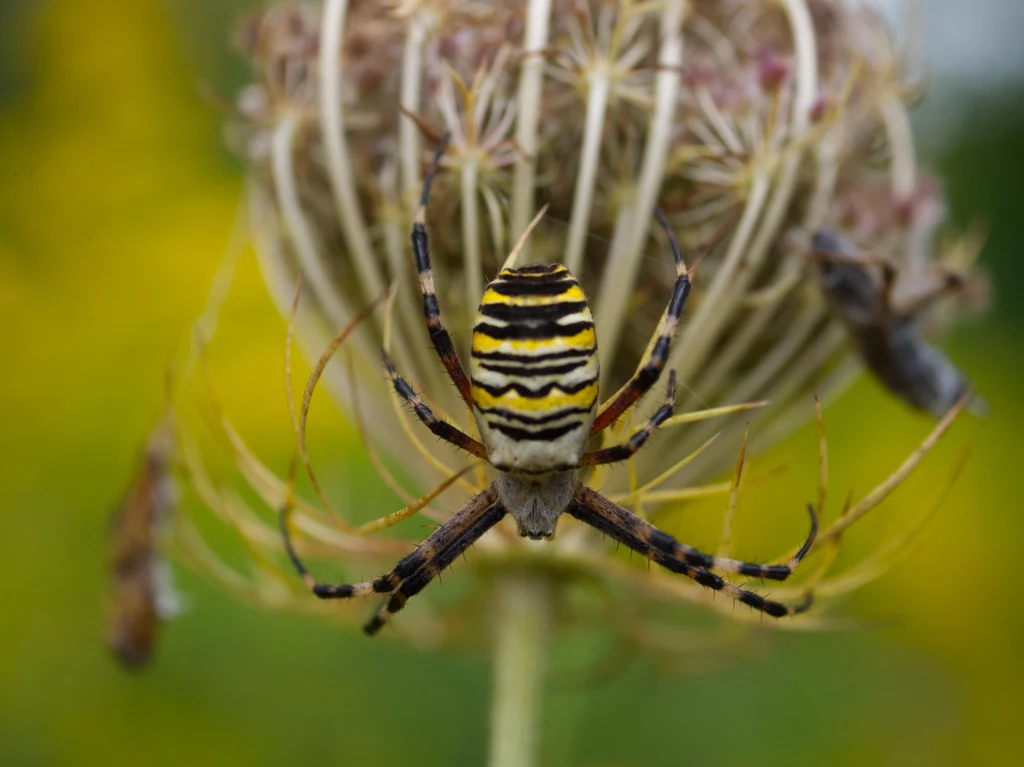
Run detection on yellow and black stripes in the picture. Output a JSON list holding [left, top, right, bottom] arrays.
[[591, 207, 691, 435], [581, 371, 678, 466], [282, 137, 821, 634], [412, 133, 475, 411], [382, 349, 488, 459], [280, 484, 503, 635], [470, 264, 599, 472], [569, 487, 817, 617]]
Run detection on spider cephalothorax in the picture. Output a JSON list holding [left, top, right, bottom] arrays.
[[283, 138, 817, 635]]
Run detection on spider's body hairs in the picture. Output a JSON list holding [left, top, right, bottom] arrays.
[[813, 230, 983, 418], [282, 136, 817, 635]]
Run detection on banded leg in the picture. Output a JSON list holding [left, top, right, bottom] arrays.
[[412, 134, 475, 411], [383, 349, 488, 459], [363, 501, 507, 635], [591, 208, 691, 435], [568, 486, 816, 617], [280, 485, 501, 624], [581, 371, 676, 466]]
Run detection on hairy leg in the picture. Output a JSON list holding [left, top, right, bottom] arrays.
[[383, 349, 488, 459], [280, 484, 501, 633], [591, 209, 691, 435], [411, 135, 475, 410], [568, 486, 816, 617], [581, 372, 676, 466]]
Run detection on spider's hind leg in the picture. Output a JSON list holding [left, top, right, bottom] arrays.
[[363, 501, 507, 635], [687, 565, 814, 618], [568, 486, 817, 618], [279, 511, 397, 599], [280, 484, 504, 635]]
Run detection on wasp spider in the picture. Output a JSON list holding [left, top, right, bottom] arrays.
[[282, 138, 817, 635]]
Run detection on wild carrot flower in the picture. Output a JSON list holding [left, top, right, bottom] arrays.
[[159, 1, 983, 763]]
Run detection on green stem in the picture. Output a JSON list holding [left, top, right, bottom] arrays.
[[488, 572, 552, 767]]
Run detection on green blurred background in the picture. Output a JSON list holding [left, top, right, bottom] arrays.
[[2, 2, 1022, 765]]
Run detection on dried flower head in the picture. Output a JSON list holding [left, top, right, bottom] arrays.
[[168, 0, 982, 683]]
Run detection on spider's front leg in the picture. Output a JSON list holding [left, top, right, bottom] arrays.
[[281, 485, 504, 634], [590, 209, 691, 435], [411, 134, 475, 411], [568, 486, 817, 617]]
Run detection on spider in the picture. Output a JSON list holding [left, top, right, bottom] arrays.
[[282, 137, 818, 635]]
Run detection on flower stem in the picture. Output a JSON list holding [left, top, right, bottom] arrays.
[[488, 571, 552, 767]]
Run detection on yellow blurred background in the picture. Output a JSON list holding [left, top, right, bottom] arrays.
[[2, 2, 1023, 765]]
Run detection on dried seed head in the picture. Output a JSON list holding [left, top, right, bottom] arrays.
[[229, 0, 981, 480], [166, 0, 982, 660]]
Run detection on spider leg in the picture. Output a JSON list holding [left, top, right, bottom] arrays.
[[568, 486, 816, 617], [591, 208, 691, 435], [280, 484, 502, 633], [580, 371, 676, 466], [363, 501, 507, 635], [383, 349, 488, 459], [411, 134, 475, 411]]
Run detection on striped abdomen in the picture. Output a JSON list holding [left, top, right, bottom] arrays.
[[470, 264, 599, 474]]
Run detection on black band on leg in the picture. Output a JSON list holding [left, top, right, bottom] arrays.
[[568, 487, 813, 617], [363, 503, 507, 635], [410, 134, 476, 409], [382, 349, 488, 459], [591, 210, 691, 436], [582, 371, 677, 466]]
